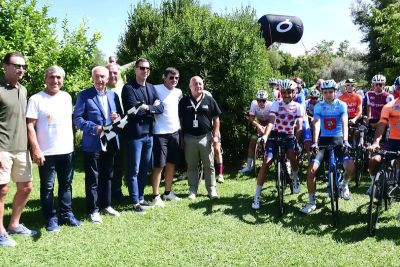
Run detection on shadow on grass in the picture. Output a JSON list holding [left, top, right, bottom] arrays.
[[187, 186, 400, 245]]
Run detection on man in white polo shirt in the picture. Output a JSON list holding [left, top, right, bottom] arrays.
[[151, 67, 183, 206]]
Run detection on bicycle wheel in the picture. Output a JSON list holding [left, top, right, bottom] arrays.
[[253, 141, 264, 177], [367, 171, 385, 236], [276, 161, 284, 216], [328, 168, 339, 227]]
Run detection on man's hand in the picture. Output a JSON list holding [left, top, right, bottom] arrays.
[[349, 118, 357, 125], [368, 142, 380, 152], [110, 112, 119, 122], [256, 125, 265, 135], [153, 99, 161, 106], [96, 125, 103, 135], [311, 143, 319, 155], [31, 147, 45, 166]]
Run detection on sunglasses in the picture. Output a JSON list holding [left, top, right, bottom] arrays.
[[374, 83, 383, 87], [7, 63, 28, 70], [346, 84, 354, 87], [168, 76, 179, 80], [311, 97, 319, 100], [257, 99, 266, 103], [137, 66, 150, 71]]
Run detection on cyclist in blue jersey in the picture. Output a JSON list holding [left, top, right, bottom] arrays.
[[300, 80, 355, 214]]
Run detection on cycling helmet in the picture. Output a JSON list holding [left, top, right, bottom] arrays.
[[394, 76, 400, 86], [315, 79, 324, 89], [268, 78, 278, 85], [321, 79, 337, 90], [309, 89, 320, 98], [292, 76, 303, 85], [256, 90, 268, 100], [345, 78, 356, 85], [371, 74, 386, 84], [281, 79, 297, 91]]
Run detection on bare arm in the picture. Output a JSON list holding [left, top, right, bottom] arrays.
[[27, 118, 45, 166]]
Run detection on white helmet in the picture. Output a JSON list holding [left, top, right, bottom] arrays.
[[371, 74, 386, 84], [256, 90, 268, 100]]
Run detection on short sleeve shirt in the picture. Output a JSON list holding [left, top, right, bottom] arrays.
[[314, 99, 348, 137], [26, 91, 74, 155], [379, 98, 400, 140], [270, 100, 304, 135], [0, 79, 28, 152], [178, 93, 221, 136], [366, 91, 394, 120], [248, 100, 272, 126], [339, 92, 362, 118]]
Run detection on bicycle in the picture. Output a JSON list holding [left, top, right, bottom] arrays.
[[268, 137, 294, 216], [349, 120, 369, 187], [315, 144, 345, 227], [367, 149, 400, 236]]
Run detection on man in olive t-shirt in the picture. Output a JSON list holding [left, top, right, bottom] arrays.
[[0, 52, 36, 247]]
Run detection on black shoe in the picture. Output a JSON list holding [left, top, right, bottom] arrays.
[[139, 200, 154, 209], [59, 213, 81, 227], [46, 217, 60, 232], [133, 204, 146, 214]]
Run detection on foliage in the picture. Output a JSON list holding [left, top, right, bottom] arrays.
[[0, 0, 101, 99], [117, 0, 273, 161], [2, 165, 400, 266], [351, 0, 399, 83]]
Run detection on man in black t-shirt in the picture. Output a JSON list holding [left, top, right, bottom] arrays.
[[178, 76, 221, 199]]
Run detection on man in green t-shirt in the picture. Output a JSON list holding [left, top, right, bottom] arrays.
[[0, 52, 36, 247]]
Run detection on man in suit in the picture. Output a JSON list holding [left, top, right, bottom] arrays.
[[74, 66, 123, 224], [122, 58, 164, 213]]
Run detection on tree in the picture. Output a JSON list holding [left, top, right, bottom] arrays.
[[0, 0, 101, 99], [117, 0, 273, 161], [351, 0, 398, 82]]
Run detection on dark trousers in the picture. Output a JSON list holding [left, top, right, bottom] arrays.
[[39, 152, 74, 220], [84, 151, 115, 214], [112, 136, 125, 197]]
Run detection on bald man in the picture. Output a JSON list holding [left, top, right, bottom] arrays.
[[178, 76, 221, 199]]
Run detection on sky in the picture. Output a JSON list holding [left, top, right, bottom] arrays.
[[37, 0, 367, 58]]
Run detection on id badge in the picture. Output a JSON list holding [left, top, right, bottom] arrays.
[[193, 119, 199, 128]]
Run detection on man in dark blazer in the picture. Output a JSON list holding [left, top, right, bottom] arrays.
[[74, 66, 123, 224], [122, 58, 164, 213]]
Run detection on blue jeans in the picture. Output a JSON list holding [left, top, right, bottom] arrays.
[[39, 153, 74, 220], [126, 134, 153, 205]]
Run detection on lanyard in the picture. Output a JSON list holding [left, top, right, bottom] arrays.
[[189, 93, 205, 120]]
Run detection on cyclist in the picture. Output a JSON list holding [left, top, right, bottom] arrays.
[[368, 79, 400, 196], [300, 79, 355, 214], [252, 79, 304, 209], [393, 76, 400, 99], [239, 90, 272, 173], [366, 74, 393, 127], [339, 78, 363, 144], [305, 90, 320, 119], [269, 78, 282, 101], [293, 76, 312, 159]]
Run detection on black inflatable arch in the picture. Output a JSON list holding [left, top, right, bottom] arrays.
[[258, 14, 304, 47]]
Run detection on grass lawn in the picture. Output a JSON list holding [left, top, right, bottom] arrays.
[[2, 161, 400, 266]]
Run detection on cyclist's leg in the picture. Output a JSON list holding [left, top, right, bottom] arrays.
[[302, 119, 312, 159], [241, 135, 257, 172]]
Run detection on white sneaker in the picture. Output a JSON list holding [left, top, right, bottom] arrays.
[[216, 174, 224, 183], [188, 191, 196, 200], [89, 212, 103, 224], [300, 203, 316, 214], [208, 188, 219, 199], [252, 196, 260, 210], [152, 195, 165, 207], [239, 166, 252, 174], [104, 206, 120, 217], [341, 182, 351, 200], [163, 191, 181, 201]]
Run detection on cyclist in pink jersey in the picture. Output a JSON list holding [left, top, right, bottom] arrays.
[[366, 74, 394, 126]]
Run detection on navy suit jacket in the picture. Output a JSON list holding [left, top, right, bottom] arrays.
[[73, 86, 123, 152], [122, 80, 164, 138]]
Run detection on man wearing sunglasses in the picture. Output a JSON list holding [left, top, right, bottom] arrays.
[[0, 52, 36, 246], [122, 58, 164, 213], [366, 75, 393, 128], [239, 90, 272, 174], [151, 67, 182, 207]]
